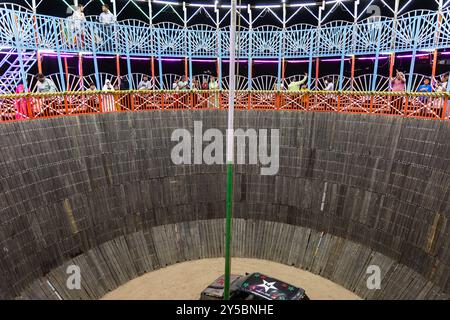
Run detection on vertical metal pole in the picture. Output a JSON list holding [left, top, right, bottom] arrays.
[[338, 29, 347, 91], [159, 57, 164, 90], [183, 2, 191, 85], [56, 51, 66, 92], [56, 18, 66, 91], [12, 16, 28, 92], [432, 0, 443, 81], [316, 2, 323, 90], [371, 50, 380, 91], [350, 55, 355, 91], [91, 24, 100, 90], [407, 49, 416, 92], [281, 2, 286, 87], [32, 15, 43, 74], [151, 57, 156, 87], [277, 42, 283, 90], [389, 53, 395, 84], [149, 0, 155, 87], [307, 30, 314, 89], [78, 53, 84, 90], [32, 0, 38, 82], [113, 0, 120, 87], [125, 31, 133, 90], [389, 0, 400, 85], [157, 28, 164, 89], [116, 55, 121, 82], [215, 2, 222, 88], [351, 1, 358, 91], [224, 0, 237, 301], [112, 0, 118, 21], [407, 16, 419, 92], [148, 0, 153, 25], [247, 5, 252, 90]]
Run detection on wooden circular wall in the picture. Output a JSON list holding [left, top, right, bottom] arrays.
[[0, 111, 448, 299]]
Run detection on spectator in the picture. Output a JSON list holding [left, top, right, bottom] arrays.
[[418, 78, 433, 93], [391, 70, 406, 112], [103, 79, 114, 91], [102, 79, 115, 112], [178, 76, 189, 90], [86, 83, 97, 91], [324, 77, 334, 91], [391, 70, 406, 92], [436, 74, 448, 92], [201, 79, 209, 90], [417, 78, 433, 106], [14, 83, 28, 119], [192, 79, 200, 90], [435, 74, 449, 118], [138, 76, 153, 90], [35, 74, 57, 93], [273, 82, 286, 90], [34, 74, 58, 116], [68, 4, 86, 46], [86, 83, 99, 111], [287, 73, 308, 91], [119, 76, 129, 90], [209, 76, 219, 108], [172, 78, 180, 90], [113, 84, 122, 111], [209, 76, 219, 90], [99, 4, 116, 24]]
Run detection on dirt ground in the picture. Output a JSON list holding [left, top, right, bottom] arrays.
[[101, 258, 361, 300]]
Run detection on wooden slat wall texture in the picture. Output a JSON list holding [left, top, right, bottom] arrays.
[[17, 220, 449, 300], [0, 111, 448, 299]]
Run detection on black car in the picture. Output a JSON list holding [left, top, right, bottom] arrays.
[[200, 272, 309, 300]]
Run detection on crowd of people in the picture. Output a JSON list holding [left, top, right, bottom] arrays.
[[68, 4, 115, 29], [7, 70, 449, 120], [66, 4, 115, 46]]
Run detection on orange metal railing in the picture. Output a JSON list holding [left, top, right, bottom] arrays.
[[1, 90, 449, 122]]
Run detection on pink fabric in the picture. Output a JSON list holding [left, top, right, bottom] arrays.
[[14, 84, 28, 119], [391, 78, 405, 92]]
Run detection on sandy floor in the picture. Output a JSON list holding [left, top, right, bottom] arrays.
[[101, 258, 361, 300]]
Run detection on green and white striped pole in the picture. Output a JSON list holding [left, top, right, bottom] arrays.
[[224, 0, 237, 301]]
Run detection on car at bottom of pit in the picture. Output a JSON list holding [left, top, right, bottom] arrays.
[[200, 272, 310, 300]]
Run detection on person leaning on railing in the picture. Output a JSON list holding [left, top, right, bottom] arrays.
[[138, 76, 153, 90], [287, 73, 308, 91], [35, 73, 58, 116], [35, 74, 58, 93], [285, 73, 308, 108], [86, 83, 100, 112]]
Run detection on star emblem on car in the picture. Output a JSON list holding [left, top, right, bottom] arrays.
[[256, 280, 278, 293]]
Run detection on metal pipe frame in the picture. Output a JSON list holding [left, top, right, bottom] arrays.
[[2, 0, 450, 94]]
